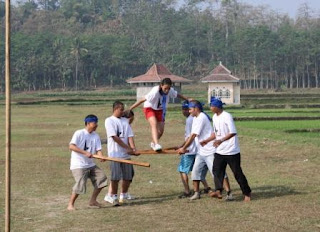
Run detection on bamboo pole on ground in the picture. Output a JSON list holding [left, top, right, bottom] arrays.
[[5, 0, 11, 231]]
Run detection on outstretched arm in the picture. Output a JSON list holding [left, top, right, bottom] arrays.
[[130, 98, 146, 110], [177, 93, 189, 101]]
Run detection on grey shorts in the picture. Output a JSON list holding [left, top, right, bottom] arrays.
[[71, 166, 108, 194], [110, 161, 134, 181]]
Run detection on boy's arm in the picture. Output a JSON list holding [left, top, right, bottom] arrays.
[[213, 133, 236, 147], [69, 144, 92, 158], [200, 133, 216, 146], [177, 134, 197, 154], [111, 136, 134, 154]]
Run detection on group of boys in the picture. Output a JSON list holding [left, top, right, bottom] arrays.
[[67, 97, 251, 210], [67, 101, 137, 210], [176, 98, 251, 202]]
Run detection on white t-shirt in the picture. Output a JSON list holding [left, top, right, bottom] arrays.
[[105, 116, 134, 159], [184, 115, 197, 155], [213, 111, 240, 155], [69, 129, 101, 170], [191, 112, 216, 156], [143, 85, 178, 110]]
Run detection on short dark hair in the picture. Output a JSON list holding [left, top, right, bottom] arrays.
[[160, 78, 172, 86], [123, 110, 134, 118], [113, 101, 124, 111]]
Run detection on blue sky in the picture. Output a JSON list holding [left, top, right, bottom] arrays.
[[240, 0, 320, 18]]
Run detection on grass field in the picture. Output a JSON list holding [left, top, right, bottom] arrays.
[[0, 92, 320, 231]]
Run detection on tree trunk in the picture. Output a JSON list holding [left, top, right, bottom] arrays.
[[315, 61, 319, 88]]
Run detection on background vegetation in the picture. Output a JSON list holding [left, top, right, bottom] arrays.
[[0, 0, 320, 91]]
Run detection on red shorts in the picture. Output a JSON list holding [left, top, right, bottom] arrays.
[[143, 107, 163, 122]]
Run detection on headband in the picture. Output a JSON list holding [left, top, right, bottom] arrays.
[[210, 97, 225, 109], [84, 116, 98, 123], [181, 100, 189, 109]]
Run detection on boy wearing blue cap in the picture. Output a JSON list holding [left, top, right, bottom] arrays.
[[177, 100, 232, 200], [177, 101, 211, 198], [207, 97, 251, 201], [67, 115, 108, 210]]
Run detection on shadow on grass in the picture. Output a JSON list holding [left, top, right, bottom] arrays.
[[122, 192, 182, 206], [251, 185, 304, 200]]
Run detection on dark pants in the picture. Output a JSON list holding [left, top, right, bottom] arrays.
[[213, 153, 251, 196]]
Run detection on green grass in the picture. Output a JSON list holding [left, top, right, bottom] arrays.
[[0, 103, 320, 231]]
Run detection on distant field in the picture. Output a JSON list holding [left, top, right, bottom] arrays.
[[0, 100, 319, 231], [1, 85, 320, 109]]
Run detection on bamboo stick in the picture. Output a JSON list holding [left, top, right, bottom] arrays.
[[92, 155, 150, 167]]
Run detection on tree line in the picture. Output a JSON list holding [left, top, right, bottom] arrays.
[[0, 0, 319, 91]]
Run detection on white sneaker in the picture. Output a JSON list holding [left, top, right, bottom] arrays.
[[126, 193, 135, 200], [104, 194, 120, 206], [119, 193, 126, 204], [225, 192, 234, 201], [189, 192, 200, 200], [153, 144, 162, 151], [150, 142, 155, 149]]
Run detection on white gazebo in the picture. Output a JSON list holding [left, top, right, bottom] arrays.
[[126, 63, 192, 103], [201, 62, 240, 105]]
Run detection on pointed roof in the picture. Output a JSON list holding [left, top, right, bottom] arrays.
[[201, 62, 239, 83], [126, 64, 192, 84]]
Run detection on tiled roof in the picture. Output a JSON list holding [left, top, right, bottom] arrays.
[[126, 64, 192, 83], [201, 63, 239, 82]]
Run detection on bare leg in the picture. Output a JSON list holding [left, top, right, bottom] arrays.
[[89, 188, 103, 207], [157, 121, 165, 140], [67, 193, 79, 211], [193, 180, 200, 192], [244, 193, 251, 202], [223, 177, 231, 192], [201, 179, 209, 189], [121, 180, 131, 194], [111, 180, 119, 195], [147, 116, 159, 144], [180, 173, 191, 193]]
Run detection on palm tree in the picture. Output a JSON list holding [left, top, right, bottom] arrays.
[[70, 37, 88, 90]]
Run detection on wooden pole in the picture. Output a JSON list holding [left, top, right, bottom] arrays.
[[5, 0, 11, 231], [92, 155, 150, 168]]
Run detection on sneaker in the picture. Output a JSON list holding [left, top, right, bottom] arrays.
[[119, 193, 126, 204], [150, 142, 155, 150], [178, 192, 191, 199], [104, 194, 120, 206], [189, 192, 200, 200], [126, 193, 135, 200], [225, 192, 234, 201], [153, 144, 162, 151]]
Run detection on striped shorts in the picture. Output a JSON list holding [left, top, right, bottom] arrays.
[[110, 161, 134, 181]]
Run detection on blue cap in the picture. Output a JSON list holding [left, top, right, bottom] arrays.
[[84, 115, 98, 123], [181, 100, 189, 109], [210, 97, 225, 108]]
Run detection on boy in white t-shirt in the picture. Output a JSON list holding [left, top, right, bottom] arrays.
[[176, 101, 211, 198], [67, 115, 108, 210], [177, 100, 232, 200], [207, 97, 251, 202], [104, 101, 139, 205], [130, 78, 189, 151]]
